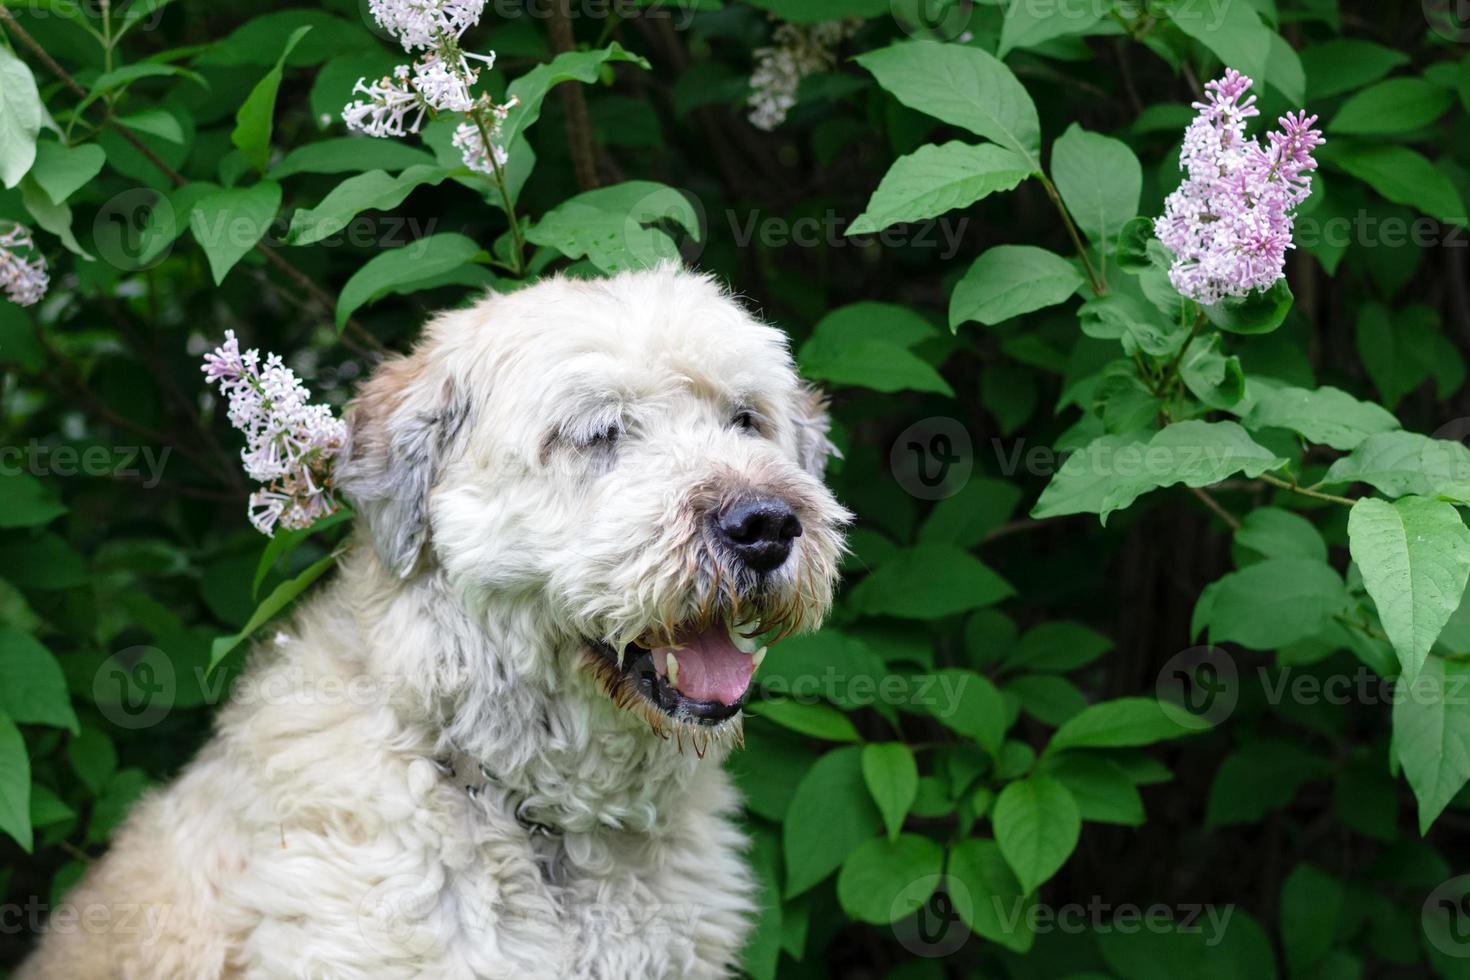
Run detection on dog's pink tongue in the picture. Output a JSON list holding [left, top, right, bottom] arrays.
[[653, 624, 754, 705]]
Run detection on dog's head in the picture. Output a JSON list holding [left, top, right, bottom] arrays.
[[337, 267, 849, 736]]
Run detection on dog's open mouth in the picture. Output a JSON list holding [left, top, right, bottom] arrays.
[[588, 619, 765, 727]]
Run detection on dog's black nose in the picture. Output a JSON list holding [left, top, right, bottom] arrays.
[[716, 496, 802, 573]]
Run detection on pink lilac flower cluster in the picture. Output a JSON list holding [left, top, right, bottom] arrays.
[[202, 331, 347, 537], [343, 0, 515, 173], [1154, 70, 1323, 306], [0, 223, 49, 307]]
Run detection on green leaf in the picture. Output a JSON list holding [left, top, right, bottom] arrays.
[[862, 743, 918, 842], [1204, 279, 1293, 335], [925, 669, 1008, 755], [854, 41, 1042, 169], [1031, 422, 1287, 523], [1169, 0, 1271, 85], [992, 774, 1080, 893], [209, 554, 336, 672], [1393, 655, 1470, 833], [836, 834, 943, 925], [847, 142, 1031, 235], [1078, 293, 1183, 358], [799, 337, 952, 396], [1324, 142, 1465, 224], [117, 108, 185, 144], [1348, 496, 1470, 681], [1116, 216, 1156, 273], [1003, 622, 1113, 673], [30, 784, 74, 829], [750, 699, 861, 742], [286, 165, 449, 246], [1301, 39, 1409, 100], [1322, 431, 1470, 502], [1201, 558, 1350, 650], [189, 181, 282, 285], [525, 181, 700, 274], [1329, 78, 1455, 136], [947, 838, 1035, 954], [1048, 697, 1208, 753], [231, 26, 314, 172], [1206, 739, 1325, 826], [1050, 124, 1142, 248], [1097, 908, 1278, 979], [1179, 334, 1246, 410], [783, 747, 882, 898], [0, 47, 44, 189], [500, 44, 651, 151], [0, 712, 31, 852], [0, 472, 66, 528], [1355, 302, 1446, 409], [269, 139, 437, 179], [848, 545, 1014, 619], [253, 508, 352, 598], [1243, 384, 1400, 451], [0, 629, 77, 733], [30, 142, 105, 205], [0, 533, 87, 589], [950, 245, 1084, 329], [804, 301, 939, 351], [67, 727, 117, 796], [21, 174, 90, 258], [1005, 674, 1087, 727], [1280, 864, 1344, 977], [336, 233, 483, 329], [87, 768, 148, 845], [917, 476, 1023, 549], [1044, 754, 1146, 826], [1235, 507, 1327, 563], [117, 0, 177, 38], [998, 0, 1104, 58]]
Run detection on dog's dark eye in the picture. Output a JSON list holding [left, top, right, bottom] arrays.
[[586, 423, 622, 448], [732, 410, 760, 434]]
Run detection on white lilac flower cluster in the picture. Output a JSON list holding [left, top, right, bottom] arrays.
[[0, 223, 49, 307], [1155, 70, 1323, 305], [343, 0, 515, 174], [747, 20, 857, 131], [202, 331, 347, 536]]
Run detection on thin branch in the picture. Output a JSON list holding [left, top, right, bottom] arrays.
[[1039, 174, 1104, 294], [1189, 485, 1241, 530], [1258, 472, 1357, 507], [548, 0, 600, 191]]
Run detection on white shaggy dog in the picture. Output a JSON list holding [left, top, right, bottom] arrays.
[[19, 267, 849, 979]]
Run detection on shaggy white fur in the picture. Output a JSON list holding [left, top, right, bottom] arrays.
[[18, 267, 848, 979]]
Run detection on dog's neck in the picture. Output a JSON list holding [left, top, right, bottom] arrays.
[[337, 545, 728, 835]]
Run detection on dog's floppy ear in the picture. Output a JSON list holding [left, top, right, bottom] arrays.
[[335, 353, 466, 578], [792, 381, 839, 479]]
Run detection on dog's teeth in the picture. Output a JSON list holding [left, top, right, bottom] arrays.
[[751, 648, 766, 671], [666, 653, 680, 689], [729, 622, 761, 654]]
